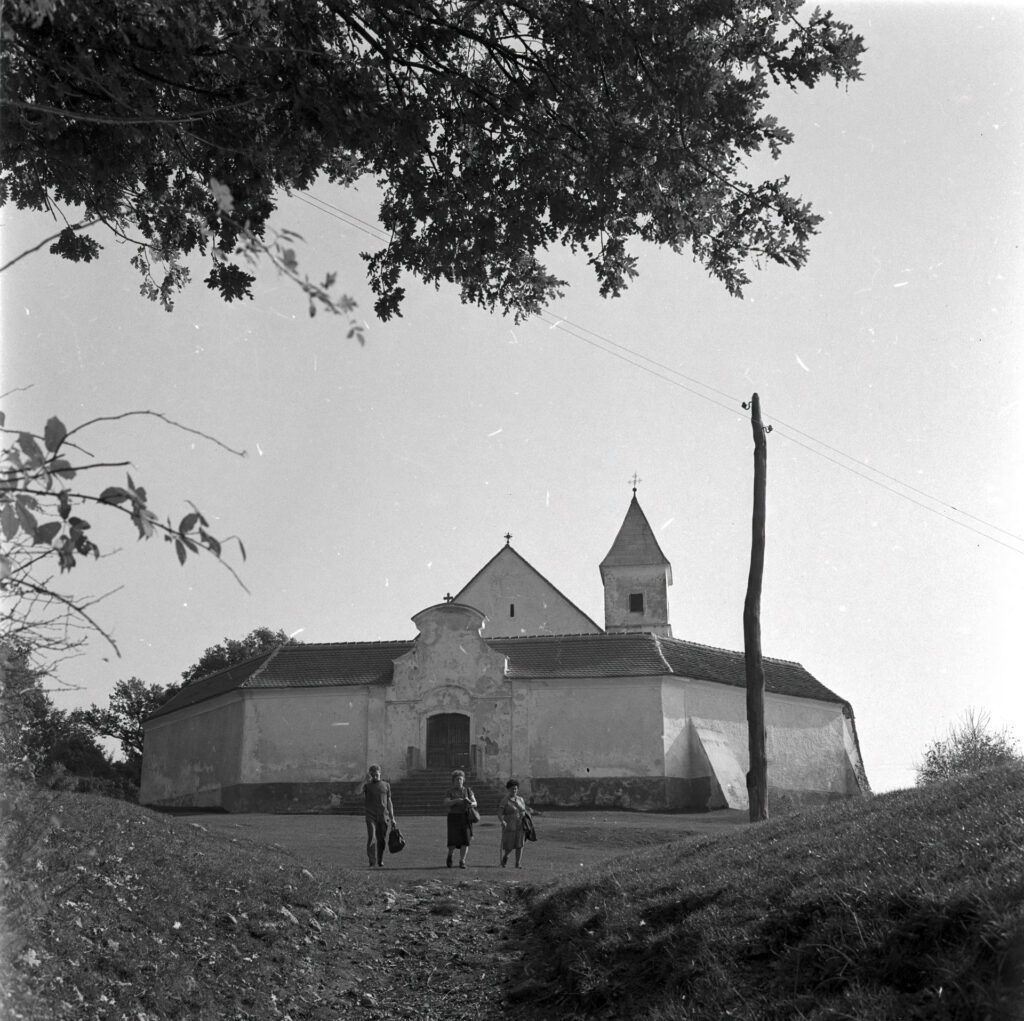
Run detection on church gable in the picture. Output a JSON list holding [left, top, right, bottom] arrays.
[[455, 543, 602, 637], [390, 602, 508, 702]]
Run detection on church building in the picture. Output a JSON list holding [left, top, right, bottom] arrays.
[[140, 493, 867, 813]]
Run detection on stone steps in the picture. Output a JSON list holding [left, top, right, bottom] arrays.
[[388, 770, 505, 816]]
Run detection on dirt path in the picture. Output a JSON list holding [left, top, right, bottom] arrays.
[[172, 810, 746, 1020]]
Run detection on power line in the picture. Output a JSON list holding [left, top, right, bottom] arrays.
[[536, 311, 1024, 553], [299, 190, 1023, 554], [771, 427, 1024, 555], [295, 193, 390, 243], [767, 412, 1024, 545], [537, 312, 742, 418]]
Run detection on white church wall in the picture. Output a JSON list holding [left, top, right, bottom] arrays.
[[527, 676, 663, 775], [459, 552, 600, 637], [763, 693, 863, 797], [661, 681, 692, 776], [139, 694, 244, 808], [683, 679, 862, 803], [525, 676, 675, 808], [239, 688, 371, 784]]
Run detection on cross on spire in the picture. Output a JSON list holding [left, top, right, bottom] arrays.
[[630, 473, 642, 494], [443, 592, 454, 603], [504, 532, 513, 546]]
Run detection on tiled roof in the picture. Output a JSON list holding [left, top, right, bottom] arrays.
[[490, 633, 846, 706], [599, 495, 671, 573], [153, 650, 278, 718], [148, 632, 847, 719], [148, 642, 411, 720], [247, 642, 410, 687]]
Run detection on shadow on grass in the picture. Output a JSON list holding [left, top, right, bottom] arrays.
[[503, 765, 1024, 1021]]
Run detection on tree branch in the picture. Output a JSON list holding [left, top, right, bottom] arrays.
[[0, 220, 101, 274], [1, 95, 264, 126], [61, 411, 248, 458]]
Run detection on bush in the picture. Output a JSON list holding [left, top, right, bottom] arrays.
[[916, 708, 1022, 785]]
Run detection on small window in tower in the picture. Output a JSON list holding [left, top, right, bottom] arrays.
[[629, 592, 644, 613], [510, 602, 515, 618]]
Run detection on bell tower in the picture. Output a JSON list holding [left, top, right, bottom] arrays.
[[599, 483, 672, 637]]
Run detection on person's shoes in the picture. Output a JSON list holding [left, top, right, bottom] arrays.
[[458, 862, 467, 869], [500, 855, 508, 868], [515, 864, 523, 869], [368, 863, 376, 868], [377, 861, 385, 867], [446, 852, 453, 868]]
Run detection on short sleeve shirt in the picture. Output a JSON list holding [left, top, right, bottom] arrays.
[[363, 779, 391, 819]]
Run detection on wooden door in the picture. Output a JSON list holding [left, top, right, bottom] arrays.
[[426, 713, 470, 770]]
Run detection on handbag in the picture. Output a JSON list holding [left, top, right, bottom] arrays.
[[522, 813, 537, 842], [466, 804, 481, 824], [387, 825, 406, 854]]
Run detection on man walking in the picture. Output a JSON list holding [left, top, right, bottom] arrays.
[[358, 764, 394, 867]]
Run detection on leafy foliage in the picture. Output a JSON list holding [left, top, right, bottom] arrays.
[[2, 0, 863, 321], [916, 708, 1022, 786], [82, 677, 180, 784], [0, 642, 114, 783], [0, 409, 245, 665], [182, 625, 297, 685]]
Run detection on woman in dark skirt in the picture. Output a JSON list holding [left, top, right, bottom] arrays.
[[443, 769, 477, 868]]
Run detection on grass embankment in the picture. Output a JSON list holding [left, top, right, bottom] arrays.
[[1, 767, 1022, 1020], [509, 765, 1024, 1020]]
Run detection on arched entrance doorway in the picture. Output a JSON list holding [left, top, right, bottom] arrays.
[[426, 713, 470, 770]]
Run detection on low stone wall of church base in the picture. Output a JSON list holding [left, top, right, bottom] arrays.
[[216, 781, 362, 814], [149, 779, 862, 815], [529, 776, 715, 812]]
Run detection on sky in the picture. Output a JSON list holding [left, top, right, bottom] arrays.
[[2, 0, 1022, 795]]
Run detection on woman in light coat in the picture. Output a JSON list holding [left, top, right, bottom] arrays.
[[497, 778, 530, 868]]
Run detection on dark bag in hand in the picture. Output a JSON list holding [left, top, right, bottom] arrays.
[[466, 804, 481, 824], [388, 825, 406, 854], [522, 814, 537, 842]]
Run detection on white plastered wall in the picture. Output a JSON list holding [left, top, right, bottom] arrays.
[[676, 677, 861, 796], [238, 687, 371, 784], [140, 694, 244, 806], [459, 552, 600, 637], [525, 675, 665, 777]]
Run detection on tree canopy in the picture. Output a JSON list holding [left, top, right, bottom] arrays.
[[83, 676, 180, 782], [182, 626, 296, 685], [0, 642, 113, 782], [2, 0, 863, 321]]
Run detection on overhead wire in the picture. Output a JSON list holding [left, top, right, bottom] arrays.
[[539, 311, 1024, 555], [297, 190, 1023, 554]]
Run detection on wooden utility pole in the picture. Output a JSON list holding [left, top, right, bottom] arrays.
[[743, 392, 769, 822]]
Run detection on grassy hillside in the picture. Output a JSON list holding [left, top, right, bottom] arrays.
[[2, 767, 1022, 1020], [509, 765, 1024, 1019]]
